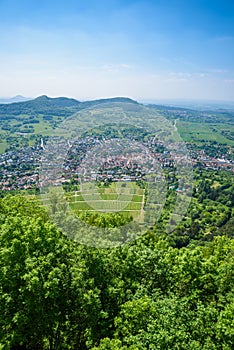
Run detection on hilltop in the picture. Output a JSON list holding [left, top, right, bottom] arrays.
[[0, 95, 138, 118], [0, 95, 31, 104]]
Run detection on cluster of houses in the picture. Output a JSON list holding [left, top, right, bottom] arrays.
[[0, 135, 233, 191], [189, 149, 234, 171], [0, 146, 41, 191]]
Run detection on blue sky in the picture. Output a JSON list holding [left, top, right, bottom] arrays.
[[0, 0, 234, 101]]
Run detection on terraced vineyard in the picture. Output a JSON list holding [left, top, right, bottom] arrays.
[[67, 181, 145, 220]]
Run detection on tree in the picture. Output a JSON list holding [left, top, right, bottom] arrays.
[[0, 197, 102, 349]]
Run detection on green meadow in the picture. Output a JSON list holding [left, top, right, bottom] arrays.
[[177, 121, 234, 145]]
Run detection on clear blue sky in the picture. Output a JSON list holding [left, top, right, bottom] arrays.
[[0, 0, 234, 101]]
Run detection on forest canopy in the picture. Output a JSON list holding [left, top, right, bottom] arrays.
[[0, 194, 233, 349]]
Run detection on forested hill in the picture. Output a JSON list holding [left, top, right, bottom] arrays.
[[0, 95, 138, 118]]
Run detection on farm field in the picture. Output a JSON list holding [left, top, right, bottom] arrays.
[[177, 121, 234, 145], [68, 181, 145, 220]]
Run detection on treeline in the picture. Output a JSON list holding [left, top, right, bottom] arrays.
[[0, 194, 234, 349]]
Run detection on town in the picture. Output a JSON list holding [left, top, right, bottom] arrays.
[[0, 133, 233, 192]]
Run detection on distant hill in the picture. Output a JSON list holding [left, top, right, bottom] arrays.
[[0, 95, 80, 118], [0, 95, 139, 119], [33, 95, 81, 107], [81, 97, 139, 108], [0, 95, 31, 104]]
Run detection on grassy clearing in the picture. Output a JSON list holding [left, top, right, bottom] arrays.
[[124, 201, 142, 211], [33, 121, 54, 136], [70, 201, 92, 211], [99, 193, 118, 200]]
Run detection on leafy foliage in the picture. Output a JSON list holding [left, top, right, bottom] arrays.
[[0, 193, 233, 349]]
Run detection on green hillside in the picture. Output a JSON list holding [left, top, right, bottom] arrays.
[[0, 96, 139, 153]]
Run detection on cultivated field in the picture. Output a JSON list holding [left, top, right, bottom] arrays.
[[67, 181, 145, 220], [177, 121, 234, 145]]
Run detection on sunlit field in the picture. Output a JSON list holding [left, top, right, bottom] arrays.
[[67, 181, 145, 220]]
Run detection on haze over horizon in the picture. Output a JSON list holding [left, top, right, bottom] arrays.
[[0, 0, 234, 102]]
